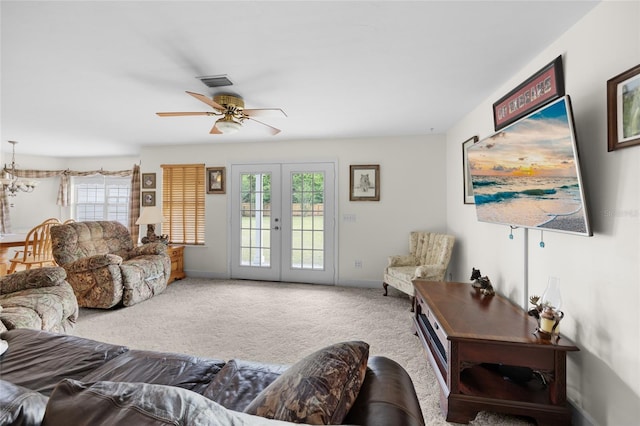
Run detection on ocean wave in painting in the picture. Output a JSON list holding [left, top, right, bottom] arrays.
[[471, 176, 587, 231]]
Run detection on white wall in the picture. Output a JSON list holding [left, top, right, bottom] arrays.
[[3, 135, 446, 287], [0, 154, 139, 231], [0, 154, 67, 231], [446, 2, 640, 425], [141, 135, 447, 286]]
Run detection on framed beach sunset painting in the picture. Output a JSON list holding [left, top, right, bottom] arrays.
[[467, 95, 592, 236]]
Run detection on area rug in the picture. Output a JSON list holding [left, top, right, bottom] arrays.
[[74, 278, 534, 426]]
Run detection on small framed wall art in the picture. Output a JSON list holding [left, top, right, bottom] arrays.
[[462, 135, 479, 204], [350, 164, 380, 201], [142, 191, 156, 207], [207, 167, 226, 194], [142, 173, 156, 189], [607, 63, 640, 151]]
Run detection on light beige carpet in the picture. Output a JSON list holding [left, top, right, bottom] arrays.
[[74, 278, 534, 426]]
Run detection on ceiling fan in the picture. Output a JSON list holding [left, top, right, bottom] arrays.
[[156, 91, 287, 135]]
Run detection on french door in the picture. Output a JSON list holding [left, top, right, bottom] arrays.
[[230, 162, 335, 284]]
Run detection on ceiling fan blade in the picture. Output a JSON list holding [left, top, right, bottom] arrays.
[[247, 117, 281, 135], [210, 123, 223, 134], [156, 112, 214, 117], [243, 108, 287, 118], [186, 91, 225, 111]]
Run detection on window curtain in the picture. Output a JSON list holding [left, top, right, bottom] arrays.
[[0, 165, 138, 234], [0, 191, 9, 234], [129, 164, 141, 243]]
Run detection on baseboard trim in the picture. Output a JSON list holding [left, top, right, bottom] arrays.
[[336, 279, 381, 289], [181, 270, 227, 280], [182, 272, 383, 289], [570, 399, 597, 426]]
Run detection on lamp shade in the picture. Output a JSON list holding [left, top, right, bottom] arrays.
[[135, 206, 167, 225], [215, 116, 242, 134]]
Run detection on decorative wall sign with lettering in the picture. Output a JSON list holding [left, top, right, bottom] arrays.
[[493, 56, 564, 131]]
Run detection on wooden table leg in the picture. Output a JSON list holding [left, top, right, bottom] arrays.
[[0, 247, 8, 276]]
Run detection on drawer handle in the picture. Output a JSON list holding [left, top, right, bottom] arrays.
[[434, 322, 439, 330]]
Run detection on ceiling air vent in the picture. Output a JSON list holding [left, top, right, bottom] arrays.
[[197, 74, 233, 88]]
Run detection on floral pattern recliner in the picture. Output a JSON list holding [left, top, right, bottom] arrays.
[[50, 221, 171, 309], [0, 267, 78, 333], [383, 231, 455, 311]]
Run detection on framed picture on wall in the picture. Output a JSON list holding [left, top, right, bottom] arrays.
[[493, 55, 564, 131], [142, 191, 156, 207], [462, 136, 479, 204], [207, 167, 226, 194], [349, 164, 380, 201], [141, 173, 156, 189], [607, 63, 640, 151]]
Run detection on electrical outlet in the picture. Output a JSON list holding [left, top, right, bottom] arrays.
[[343, 214, 356, 222], [355, 260, 363, 269]]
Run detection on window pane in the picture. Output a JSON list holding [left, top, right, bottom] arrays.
[[289, 171, 325, 271], [237, 172, 271, 268], [73, 176, 130, 226]]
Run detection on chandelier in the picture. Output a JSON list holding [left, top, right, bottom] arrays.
[[1, 141, 37, 197]]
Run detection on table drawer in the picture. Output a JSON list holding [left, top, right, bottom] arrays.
[[416, 293, 448, 357], [423, 305, 448, 351], [167, 246, 183, 257]]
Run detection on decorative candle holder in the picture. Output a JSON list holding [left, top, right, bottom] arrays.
[[539, 306, 564, 338]]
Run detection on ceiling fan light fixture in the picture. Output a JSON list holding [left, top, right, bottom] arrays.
[[213, 94, 244, 110], [215, 115, 242, 134], [158, 91, 283, 136]]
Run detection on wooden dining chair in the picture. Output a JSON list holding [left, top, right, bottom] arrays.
[[7, 218, 61, 274]]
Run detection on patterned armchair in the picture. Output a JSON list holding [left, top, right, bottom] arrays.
[[0, 267, 78, 333], [50, 221, 171, 309], [383, 231, 455, 311]]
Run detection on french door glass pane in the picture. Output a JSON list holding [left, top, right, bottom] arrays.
[[290, 172, 324, 270], [239, 173, 271, 267]]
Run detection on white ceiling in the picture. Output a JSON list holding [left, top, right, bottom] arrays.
[[1, 0, 599, 158]]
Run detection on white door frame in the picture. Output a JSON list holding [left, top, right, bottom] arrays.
[[229, 161, 336, 284]]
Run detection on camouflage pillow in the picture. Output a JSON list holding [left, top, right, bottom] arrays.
[[243, 341, 369, 425]]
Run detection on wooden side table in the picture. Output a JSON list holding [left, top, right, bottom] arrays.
[[167, 245, 185, 284]]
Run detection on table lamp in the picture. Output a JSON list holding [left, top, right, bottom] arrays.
[[135, 206, 168, 244]]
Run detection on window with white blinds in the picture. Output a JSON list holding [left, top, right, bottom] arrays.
[[161, 164, 205, 245], [72, 175, 130, 226]]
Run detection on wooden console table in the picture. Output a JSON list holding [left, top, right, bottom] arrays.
[[412, 280, 579, 426]]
